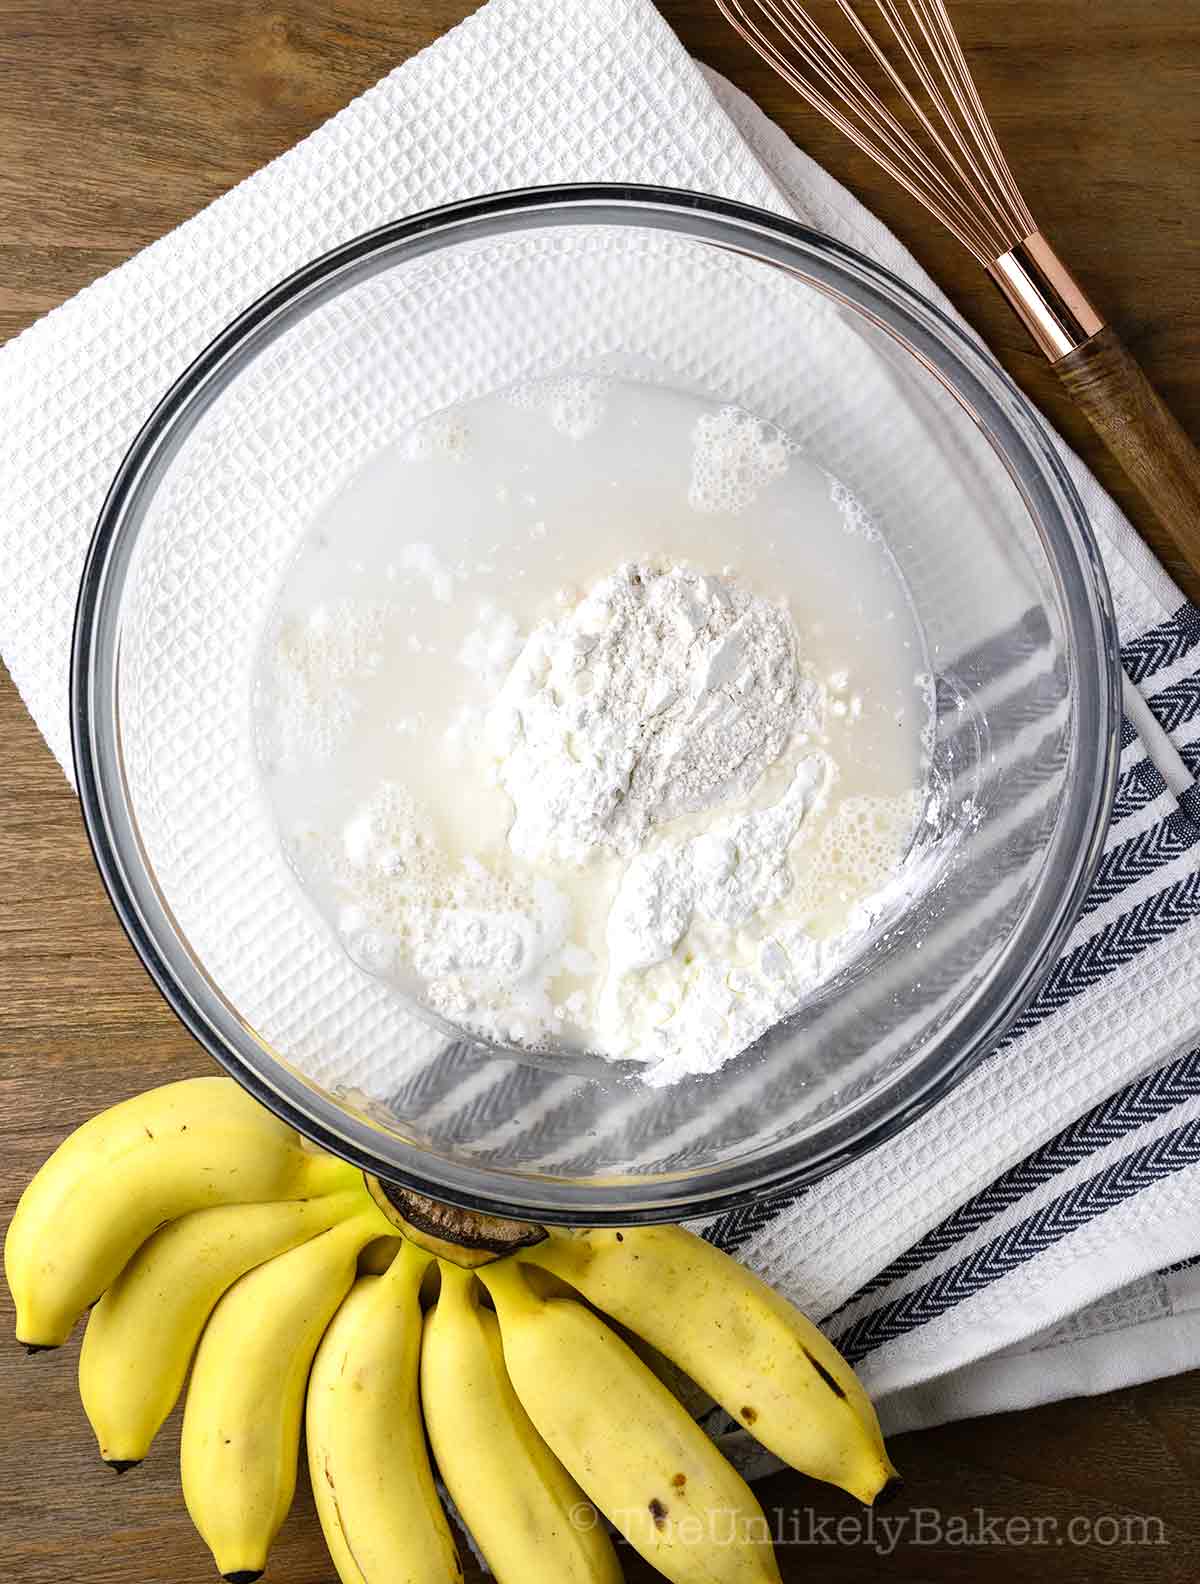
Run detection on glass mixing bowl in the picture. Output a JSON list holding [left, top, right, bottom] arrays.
[[72, 186, 1120, 1224]]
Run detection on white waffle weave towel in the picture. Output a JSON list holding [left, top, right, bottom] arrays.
[[3, 0, 1200, 1436]]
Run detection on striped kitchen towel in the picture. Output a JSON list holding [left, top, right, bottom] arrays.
[[702, 603, 1200, 1435], [693, 62, 1200, 1432], [2, 0, 1199, 1434]]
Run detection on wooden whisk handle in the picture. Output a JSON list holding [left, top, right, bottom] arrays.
[[1055, 327, 1200, 597]]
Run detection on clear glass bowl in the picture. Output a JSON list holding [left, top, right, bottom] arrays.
[[72, 186, 1120, 1224]]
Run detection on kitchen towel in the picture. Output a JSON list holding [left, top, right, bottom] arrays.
[[4, 0, 1200, 1441]]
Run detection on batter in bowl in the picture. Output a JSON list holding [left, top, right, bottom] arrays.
[[253, 378, 933, 1082]]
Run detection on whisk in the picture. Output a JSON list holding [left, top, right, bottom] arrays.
[[715, 0, 1200, 587]]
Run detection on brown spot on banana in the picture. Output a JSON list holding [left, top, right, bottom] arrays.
[[802, 1346, 848, 1400]]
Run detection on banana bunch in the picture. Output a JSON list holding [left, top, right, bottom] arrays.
[[4, 1076, 387, 1579], [5, 1078, 899, 1584]]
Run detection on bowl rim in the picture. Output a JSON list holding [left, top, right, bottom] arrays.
[[70, 182, 1121, 1224]]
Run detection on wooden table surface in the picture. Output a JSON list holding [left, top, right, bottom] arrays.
[[2, 2, 1199, 1580]]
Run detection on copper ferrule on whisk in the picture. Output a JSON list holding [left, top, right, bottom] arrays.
[[987, 232, 1106, 363]]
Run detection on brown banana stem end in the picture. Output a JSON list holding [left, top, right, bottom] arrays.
[[364, 1177, 547, 1267]]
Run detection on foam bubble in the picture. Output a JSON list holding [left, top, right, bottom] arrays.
[[688, 406, 789, 515], [829, 477, 880, 540], [793, 790, 921, 915], [403, 410, 469, 461], [507, 374, 609, 440]]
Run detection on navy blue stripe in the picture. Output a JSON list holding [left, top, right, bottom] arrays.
[[705, 835, 1200, 1258], [383, 1042, 578, 1145], [1142, 674, 1200, 737], [1077, 809, 1200, 918], [704, 1193, 803, 1257], [959, 724, 1066, 811], [1121, 605, 1200, 684], [833, 1114, 1200, 1363], [1005, 864, 1200, 1043], [1111, 757, 1168, 824], [703, 613, 1200, 1271], [934, 677, 961, 720], [833, 1049, 1200, 1311], [938, 608, 1051, 704], [937, 662, 1067, 761]]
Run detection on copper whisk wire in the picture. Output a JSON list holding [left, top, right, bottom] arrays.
[[715, 0, 1200, 598], [716, 0, 1036, 265]]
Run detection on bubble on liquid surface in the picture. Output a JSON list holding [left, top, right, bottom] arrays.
[[793, 790, 922, 917], [829, 477, 880, 541], [258, 599, 388, 771], [507, 374, 609, 441], [688, 406, 790, 515], [403, 410, 469, 462]]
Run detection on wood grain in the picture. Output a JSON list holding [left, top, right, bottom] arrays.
[[1057, 326, 1200, 589], [2, 1, 1199, 1580]]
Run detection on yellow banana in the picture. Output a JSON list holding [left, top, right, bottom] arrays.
[[181, 1208, 386, 1581], [4, 1076, 350, 1346], [522, 1225, 897, 1504], [79, 1187, 366, 1468], [305, 1242, 462, 1584], [480, 1258, 781, 1584], [421, 1260, 622, 1584], [357, 1235, 403, 1275]]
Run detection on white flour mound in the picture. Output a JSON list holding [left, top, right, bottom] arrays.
[[291, 556, 920, 1075], [486, 562, 819, 865], [597, 755, 834, 1080]]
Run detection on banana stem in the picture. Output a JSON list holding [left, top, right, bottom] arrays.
[[435, 1258, 476, 1308], [351, 1197, 404, 1246], [477, 1257, 540, 1317], [319, 1188, 377, 1225], [291, 1150, 362, 1197], [377, 1233, 433, 1291]]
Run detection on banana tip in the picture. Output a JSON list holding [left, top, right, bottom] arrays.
[[222, 1573, 264, 1583], [105, 1460, 142, 1476], [873, 1473, 904, 1507], [22, 1342, 58, 1356]]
